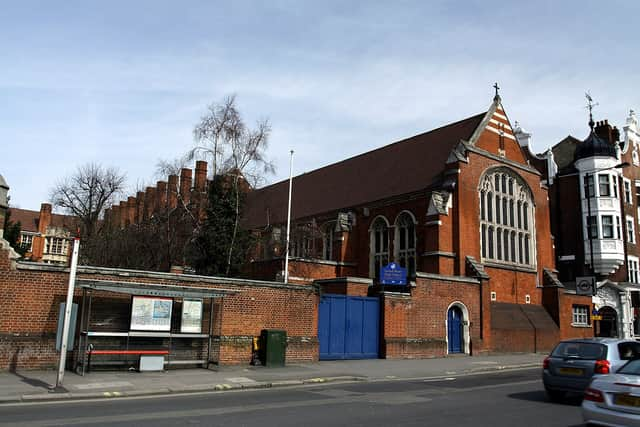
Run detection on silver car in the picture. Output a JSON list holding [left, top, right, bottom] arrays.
[[582, 358, 640, 427], [542, 338, 640, 401]]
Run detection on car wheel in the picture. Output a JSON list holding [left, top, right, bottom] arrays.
[[545, 388, 565, 402]]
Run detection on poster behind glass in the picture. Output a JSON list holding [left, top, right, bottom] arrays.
[[181, 299, 203, 333], [130, 296, 173, 331]]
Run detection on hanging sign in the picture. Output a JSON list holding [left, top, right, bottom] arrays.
[[380, 262, 407, 285]]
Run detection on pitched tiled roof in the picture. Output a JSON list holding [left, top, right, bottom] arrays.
[[244, 112, 485, 228], [8, 208, 78, 233]]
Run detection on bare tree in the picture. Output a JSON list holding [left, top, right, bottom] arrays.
[[188, 95, 274, 275], [50, 163, 126, 238], [189, 95, 240, 179], [155, 155, 190, 180]]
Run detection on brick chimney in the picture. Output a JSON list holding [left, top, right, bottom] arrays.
[[31, 203, 53, 261], [156, 181, 168, 212], [180, 168, 192, 206], [595, 119, 619, 144], [168, 175, 178, 210], [127, 196, 136, 225], [194, 161, 207, 193], [144, 187, 156, 220], [119, 201, 128, 226], [111, 205, 121, 228], [38, 203, 52, 234], [136, 192, 145, 223]]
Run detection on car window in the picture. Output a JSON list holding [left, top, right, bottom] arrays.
[[617, 342, 640, 360], [617, 359, 640, 375], [551, 342, 606, 360]]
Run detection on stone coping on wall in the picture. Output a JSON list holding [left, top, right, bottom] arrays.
[[313, 276, 373, 285], [15, 261, 315, 291], [257, 256, 357, 267], [415, 271, 481, 285]]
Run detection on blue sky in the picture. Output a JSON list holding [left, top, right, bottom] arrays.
[[2, 1, 639, 210]]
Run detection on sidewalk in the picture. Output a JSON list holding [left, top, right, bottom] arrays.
[[0, 353, 544, 404]]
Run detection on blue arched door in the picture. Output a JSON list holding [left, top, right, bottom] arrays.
[[447, 306, 463, 354]]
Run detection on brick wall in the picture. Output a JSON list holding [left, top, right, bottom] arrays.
[[382, 274, 482, 358], [0, 250, 318, 371]]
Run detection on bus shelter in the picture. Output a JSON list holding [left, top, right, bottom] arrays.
[[74, 278, 237, 374]]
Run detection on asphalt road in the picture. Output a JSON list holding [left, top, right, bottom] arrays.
[[0, 368, 585, 427]]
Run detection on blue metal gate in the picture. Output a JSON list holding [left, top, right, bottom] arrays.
[[447, 306, 463, 353], [318, 294, 379, 360]]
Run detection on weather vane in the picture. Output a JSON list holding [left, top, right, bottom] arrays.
[[585, 92, 598, 130]]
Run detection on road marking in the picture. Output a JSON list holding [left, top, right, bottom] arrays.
[[423, 377, 456, 383]]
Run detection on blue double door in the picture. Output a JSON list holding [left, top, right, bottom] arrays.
[[318, 294, 380, 360]]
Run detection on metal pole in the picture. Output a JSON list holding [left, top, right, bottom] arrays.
[[54, 237, 80, 390], [284, 150, 294, 284]]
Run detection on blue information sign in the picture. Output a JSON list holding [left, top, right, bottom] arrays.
[[380, 262, 407, 285]]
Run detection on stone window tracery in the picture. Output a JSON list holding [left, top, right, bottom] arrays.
[[479, 168, 536, 268]]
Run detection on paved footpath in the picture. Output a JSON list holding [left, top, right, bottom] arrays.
[[0, 353, 544, 404]]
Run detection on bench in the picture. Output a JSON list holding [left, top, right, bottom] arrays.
[[86, 348, 169, 372]]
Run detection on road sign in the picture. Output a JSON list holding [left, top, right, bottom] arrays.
[[576, 276, 595, 296]]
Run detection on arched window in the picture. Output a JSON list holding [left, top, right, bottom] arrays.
[[370, 217, 389, 279], [478, 168, 537, 267], [395, 212, 417, 277], [321, 222, 335, 261]]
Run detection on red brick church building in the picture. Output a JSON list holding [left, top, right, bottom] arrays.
[[244, 90, 593, 357], [0, 90, 597, 371]]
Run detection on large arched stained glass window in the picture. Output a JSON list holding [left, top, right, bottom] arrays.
[[479, 168, 536, 268]]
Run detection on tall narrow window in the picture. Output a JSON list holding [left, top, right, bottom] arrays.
[[503, 229, 509, 261], [496, 228, 503, 260], [584, 175, 595, 198], [518, 233, 524, 264], [599, 174, 611, 197], [481, 224, 487, 258], [322, 223, 335, 261], [488, 226, 494, 259], [626, 216, 636, 244], [602, 215, 614, 239], [370, 217, 389, 279], [509, 200, 515, 226], [587, 215, 598, 239], [502, 198, 508, 225], [395, 212, 417, 277], [487, 192, 493, 222]]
